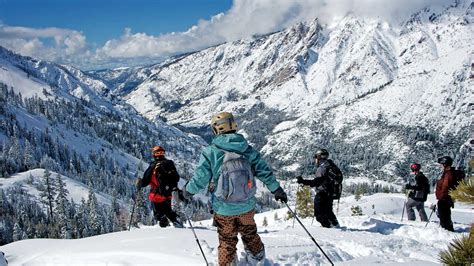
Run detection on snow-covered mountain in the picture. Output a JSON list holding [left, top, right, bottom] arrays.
[[0, 45, 203, 170], [87, 66, 153, 96], [0, 44, 209, 244], [0, 38, 231, 245], [0, 0, 470, 211], [0, 2, 473, 263], [2, 192, 473, 265], [94, 1, 473, 183], [0, 47, 111, 105]]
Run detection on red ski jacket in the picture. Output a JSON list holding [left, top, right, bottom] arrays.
[[435, 169, 455, 200]]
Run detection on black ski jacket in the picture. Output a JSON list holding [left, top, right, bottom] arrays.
[[299, 159, 335, 195], [141, 157, 180, 197], [407, 172, 429, 202]]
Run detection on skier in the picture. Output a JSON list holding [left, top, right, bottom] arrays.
[[136, 146, 184, 228], [435, 156, 455, 232], [297, 149, 340, 228], [404, 163, 429, 221], [182, 111, 288, 265]]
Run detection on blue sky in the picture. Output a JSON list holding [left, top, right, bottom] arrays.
[[0, 0, 448, 69], [0, 0, 232, 46]]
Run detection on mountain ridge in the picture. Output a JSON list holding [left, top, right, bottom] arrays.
[[0, 0, 472, 196], [101, 2, 472, 180]]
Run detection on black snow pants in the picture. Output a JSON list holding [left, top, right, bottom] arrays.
[[152, 199, 179, 227], [437, 198, 454, 232], [314, 192, 339, 228]]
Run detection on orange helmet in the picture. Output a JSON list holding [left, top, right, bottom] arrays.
[[152, 146, 165, 157]]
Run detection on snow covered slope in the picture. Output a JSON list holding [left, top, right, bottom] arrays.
[[0, 169, 113, 205], [0, 45, 204, 172], [0, 46, 205, 220], [2, 193, 471, 265], [0, 47, 110, 106], [115, 1, 473, 180], [87, 66, 154, 96]]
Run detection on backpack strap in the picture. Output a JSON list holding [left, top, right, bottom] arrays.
[[325, 160, 339, 180], [205, 145, 225, 214], [207, 144, 223, 193]]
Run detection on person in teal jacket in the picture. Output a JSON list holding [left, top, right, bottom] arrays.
[[183, 111, 287, 265]]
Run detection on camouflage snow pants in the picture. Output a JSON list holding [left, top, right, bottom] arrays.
[[214, 209, 264, 265]]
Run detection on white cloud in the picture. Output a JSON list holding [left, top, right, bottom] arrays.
[[0, 25, 76, 39], [63, 32, 87, 55], [0, 0, 457, 69], [0, 24, 89, 65], [95, 0, 452, 65]]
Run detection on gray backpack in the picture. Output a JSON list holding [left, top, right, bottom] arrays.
[[213, 151, 256, 203]]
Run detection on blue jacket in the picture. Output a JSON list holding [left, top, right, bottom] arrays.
[[185, 133, 281, 216]]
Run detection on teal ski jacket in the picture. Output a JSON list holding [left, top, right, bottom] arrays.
[[185, 133, 281, 216]]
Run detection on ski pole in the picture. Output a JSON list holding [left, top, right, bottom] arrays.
[[128, 190, 138, 231], [183, 212, 208, 266], [285, 202, 334, 266], [336, 199, 340, 215], [425, 204, 437, 227], [400, 191, 410, 222], [292, 207, 297, 228]]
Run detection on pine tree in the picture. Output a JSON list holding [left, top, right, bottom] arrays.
[[351, 205, 363, 216], [7, 136, 21, 173], [87, 186, 102, 236], [134, 189, 148, 226], [55, 173, 71, 238], [439, 227, 474, 265], [107, 206, 120, 233], [23, 139, 36, 170], [449, 177, 474, 204], [76, 198, 88, 238], [0, 189, 10, 213], [39, 155, 56, 174], [111, 190, 120, 215], [296, 186, 313, 218], [39, 169, 56, 221], [0, 218, 13, 245], [354, 189, 362, 201], [13, 222, 25, 241]]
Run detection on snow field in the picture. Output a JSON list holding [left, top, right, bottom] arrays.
[[2, 193, 471, 265]]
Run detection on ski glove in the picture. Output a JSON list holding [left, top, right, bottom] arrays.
[[273, 187, 288, 203], [135, 178, 142, 190], [405, 184, 412, 189], [296, 176, 313, 186], [296, 176, 304, 184]]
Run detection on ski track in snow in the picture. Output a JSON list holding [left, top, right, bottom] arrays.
[[2, 193, 471, 266]]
